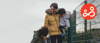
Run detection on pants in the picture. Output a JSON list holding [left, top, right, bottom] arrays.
[[50, 35, 63, 43], [59, 25, 64, 33]]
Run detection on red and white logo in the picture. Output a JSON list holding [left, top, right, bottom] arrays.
[[81, 3, 97, 20]]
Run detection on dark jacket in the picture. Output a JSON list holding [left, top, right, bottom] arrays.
[[31, 32, 45, 43]]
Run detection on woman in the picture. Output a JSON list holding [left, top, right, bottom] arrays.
[[44, 3, 64, 43]]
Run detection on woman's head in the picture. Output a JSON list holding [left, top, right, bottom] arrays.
[[58, 8, 66, 16], [50, 3, 58, 13], [38, 26, 49, 38]]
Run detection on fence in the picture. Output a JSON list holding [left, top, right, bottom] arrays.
[[62, 28, 69, 43], [63, 0, 100, 43]]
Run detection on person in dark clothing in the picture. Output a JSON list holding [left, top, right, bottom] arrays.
[[31, 26, 49, 43]]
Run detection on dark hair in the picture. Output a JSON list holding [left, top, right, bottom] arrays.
[[50, 3, 58, 9], [38, 26, 48, 37], [58, 8, 66, 15]]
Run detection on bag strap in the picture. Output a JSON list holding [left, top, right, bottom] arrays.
[[54, 15, 60, 34]]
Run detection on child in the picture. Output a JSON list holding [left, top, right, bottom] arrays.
[[31, 26, 49, 43], [46, 8, 71, 37], [58, 8, 71, 37]]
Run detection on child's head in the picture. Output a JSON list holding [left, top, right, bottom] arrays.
[[38, 26, 49, 38], [58, 8, 66, 16]]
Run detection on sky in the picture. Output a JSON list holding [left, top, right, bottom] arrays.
[[0, 0, 84, 43]]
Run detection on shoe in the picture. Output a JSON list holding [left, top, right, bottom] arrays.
[[62, 36, 66, 39], [61, 33, 65, 36]]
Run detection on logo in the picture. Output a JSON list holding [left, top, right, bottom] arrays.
[[81, 3, 97, 20]]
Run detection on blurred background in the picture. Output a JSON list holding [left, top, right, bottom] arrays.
[[0, 0, 84, 43]]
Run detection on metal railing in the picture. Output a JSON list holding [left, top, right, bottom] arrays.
[[63, 28, 69, 43], [63, 0, 100, 43]]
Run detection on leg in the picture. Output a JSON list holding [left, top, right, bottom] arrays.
[[59, 26, 64, 33], [59, 26, 65, 36], [50, 35, 56, 43], [56, 35, 63, 43]]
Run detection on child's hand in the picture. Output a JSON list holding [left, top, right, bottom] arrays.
[[67, 27, 69, 28], [63, 26, 66, 28]]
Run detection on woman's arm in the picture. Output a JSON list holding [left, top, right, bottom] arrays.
[[44, 14, 49, 27], [44, 14, 49, 40]]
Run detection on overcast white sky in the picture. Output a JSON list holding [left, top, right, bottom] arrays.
[[0, 0, 84, 43]]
